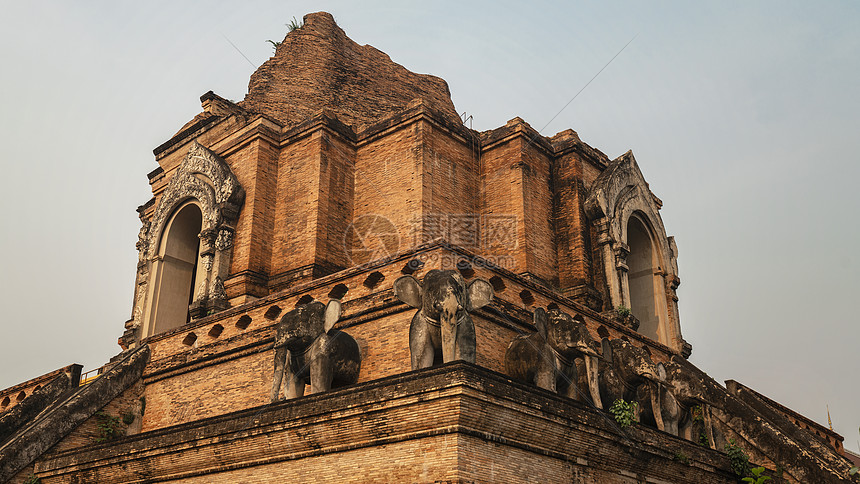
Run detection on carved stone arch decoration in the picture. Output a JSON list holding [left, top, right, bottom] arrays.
[[585, 151, 689, 357], [131, 141, 245, 340]]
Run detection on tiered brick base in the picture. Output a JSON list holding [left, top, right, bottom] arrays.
[[36, 362, 736, 484]]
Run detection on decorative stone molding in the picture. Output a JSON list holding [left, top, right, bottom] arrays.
[[584, 151, 685, 355], [131, 142, 244, 338]]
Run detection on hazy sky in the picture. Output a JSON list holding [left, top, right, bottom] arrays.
[[1, 1, 858, 448]]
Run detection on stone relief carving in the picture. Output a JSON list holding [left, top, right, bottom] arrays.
[[215, 228, 234, 251], [505, 308, 557, 392], [130, 141, 244, 337], [135, 219, 151, 263]]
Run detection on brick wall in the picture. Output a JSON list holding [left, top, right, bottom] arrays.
[[354, 121, 424, 253], [47, 380, 145, 455], [481, 131, 527, 273], [0, 365, 80, 415], [519, 136, 557, 284], [271, 132, 324, 284], [34, 363, 738, 484], [225, 137, 279, 297], [124, 244, 676, 431], [138, 100, 630, 338]]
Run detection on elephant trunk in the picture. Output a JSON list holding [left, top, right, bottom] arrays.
[[282, 335, 314, 353], [439, 288, 462, 363], [584, 354, 602, 409], [701, 404, 715, 449], [649, 381, 665, 431]]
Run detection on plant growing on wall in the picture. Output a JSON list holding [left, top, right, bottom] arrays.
[[692, 405, 709, 446], [287, 16, 303, 32], [673, 451, 690, 465], [609, 399, 637, 428], [267, 17, 304, 53], [616, 305, 631, 318], [94, 411, 125, 443], [22, 474, 41, 484], [724, 438, 751, 477], [742, 466, 771, 484]]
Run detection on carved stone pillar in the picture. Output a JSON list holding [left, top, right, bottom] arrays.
[[615, 242, 630, 308], [594, 218, 620, 310], [129, 217, 151, 340], [189, 228, 217, 319], [211, 228, 235, 311]]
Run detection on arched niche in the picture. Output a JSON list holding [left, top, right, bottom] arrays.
[[626, 214, 669, 343], [585, 151, 688, 356], [148, 201, 204, 335], [130, 142, 244, 340]]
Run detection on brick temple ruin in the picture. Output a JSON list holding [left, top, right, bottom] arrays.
[[1, 12, 856, 483]]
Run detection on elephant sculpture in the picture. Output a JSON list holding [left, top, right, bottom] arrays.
[[598, 338, 659, 421], [394, 269, 493, 370], [270, 299, 361, 402], [638, 356, 715, 447], [504, 308, 556, 391], [504, 307, 603, 408], [545, 308, 603, 408]]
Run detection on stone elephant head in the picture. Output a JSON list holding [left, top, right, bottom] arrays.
[[544, 309, 603, 408], [394, 269, 493, 370], [638, 356, 716, 446], [271, 300, 361, 402], [505, 308, 557, 392], [598, 338, 659, 415]]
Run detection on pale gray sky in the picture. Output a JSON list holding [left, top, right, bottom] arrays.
[[1, 1, 858, 447]]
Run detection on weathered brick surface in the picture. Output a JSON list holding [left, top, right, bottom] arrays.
[[119, 245, 677, 431], [6, 11, 850, 484], [47, 379, 145, 454], [480, 126, 526, 274], [353, 122, 424, 255], [140, 81, 613, 326], [0, 347, 149, 483], [34, 363, 738, 484], [0, 365, 80, 414], [241, 12, 460, 130], [272, 132, 323, 281], [7, 464, 36, 484], [518, 132, 557, 284]]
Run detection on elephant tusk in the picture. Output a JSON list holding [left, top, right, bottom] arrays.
[[585, 355, 603, 410], [650, 381, 665, 432]]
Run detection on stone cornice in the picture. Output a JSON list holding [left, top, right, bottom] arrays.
[[355, 100, 476, 148], [480, 118, 555, 157], [153, 114, 222, 159]]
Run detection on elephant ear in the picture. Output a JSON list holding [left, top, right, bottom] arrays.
[[467, 279, 493, 311], [393, 275, 422, 309], [533, 307, 548, 340], [324, 299, 342, 333]]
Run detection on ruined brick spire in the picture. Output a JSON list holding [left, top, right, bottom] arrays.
[[240, 12, 460, 129]]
